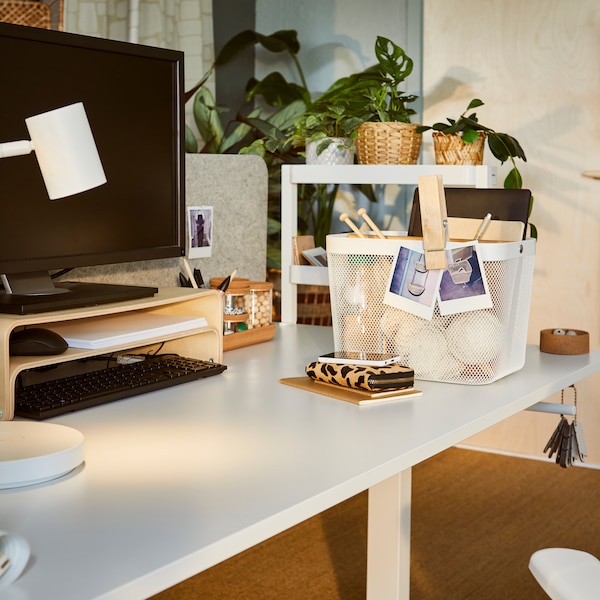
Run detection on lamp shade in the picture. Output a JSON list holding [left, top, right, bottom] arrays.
[[25, 102, 107, 200]]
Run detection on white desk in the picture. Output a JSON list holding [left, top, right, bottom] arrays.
[[2, 324, 600, 600]]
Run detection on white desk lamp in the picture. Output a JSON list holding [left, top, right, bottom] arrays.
[[0, 102, 103, 586], [0, 101, 106, 199], [0, 103, 100, 501]]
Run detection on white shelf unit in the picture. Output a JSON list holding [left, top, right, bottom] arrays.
[[280, 164, 497, 323], [0, 287, 223, 420]]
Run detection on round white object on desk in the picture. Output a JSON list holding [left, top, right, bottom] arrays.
[[0, 422, 84, 489]]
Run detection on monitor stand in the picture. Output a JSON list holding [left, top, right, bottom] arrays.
[[0, 272, 158, 315]]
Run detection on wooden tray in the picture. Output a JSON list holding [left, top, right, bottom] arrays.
[[223, 323, 276, 351], [280, 376, 422, 406]]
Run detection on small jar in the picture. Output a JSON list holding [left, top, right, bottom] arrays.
[[210, 277, 250, 334], [246, 281, 273, 329]]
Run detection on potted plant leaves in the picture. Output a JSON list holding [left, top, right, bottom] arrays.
[[292, 102, 360, 165], [349, 36, 422, 164], [417, 98, 527, 188]]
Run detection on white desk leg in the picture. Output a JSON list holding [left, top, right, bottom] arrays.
[[366, 468, 412, 600]]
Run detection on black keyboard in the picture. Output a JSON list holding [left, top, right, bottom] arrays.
[[15, 355, 227, 420]]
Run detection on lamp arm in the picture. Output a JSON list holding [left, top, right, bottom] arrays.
[[0, 140, 34, 158]]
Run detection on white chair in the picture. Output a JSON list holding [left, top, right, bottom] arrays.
[[529, 548, 600, 600]]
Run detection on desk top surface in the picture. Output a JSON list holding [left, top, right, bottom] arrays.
[[3, 324, 599, 600]]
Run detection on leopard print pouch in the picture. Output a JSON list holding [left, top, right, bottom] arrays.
[[306, 361, 414, 391]]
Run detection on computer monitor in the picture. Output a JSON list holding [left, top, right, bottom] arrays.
[[0, 23, 185, 314]]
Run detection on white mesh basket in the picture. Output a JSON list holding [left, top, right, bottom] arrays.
[[327, 234, 536, 385]]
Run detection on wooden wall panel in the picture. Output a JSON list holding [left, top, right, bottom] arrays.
[[422, 0, 600, 465]]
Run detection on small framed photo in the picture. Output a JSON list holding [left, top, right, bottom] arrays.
[[384, 242, 442, 320], [437, 242, 492, 315], [188, 206, 213, 258], [302, 246, 328, 267]]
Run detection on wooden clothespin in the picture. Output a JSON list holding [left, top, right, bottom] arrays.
[[417, 175, 448, 270]]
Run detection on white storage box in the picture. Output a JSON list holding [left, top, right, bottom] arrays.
[[327, 234, 536, 385]]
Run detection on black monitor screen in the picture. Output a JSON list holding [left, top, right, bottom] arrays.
[[0, 23, 185, 311]]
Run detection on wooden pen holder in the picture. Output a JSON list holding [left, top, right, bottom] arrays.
[[210, 277, 276, 351]]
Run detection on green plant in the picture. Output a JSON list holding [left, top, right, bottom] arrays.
[[291, 103, 361, 156], [417, 99, 536, 237], [416, 98, 527, 189], [291, 34, 420, 153], [297, 36, 417, 129], [362, 36, 419, 123], [294, 36, 419, 130], [282, 35, 420, 163], [240, 108, 374, 249], [288, 71, 377, 156], [187, 86, 262, 154], [237, 99, 308, 267], [184, 30, 308, 155], [298, 183, 339, 247]]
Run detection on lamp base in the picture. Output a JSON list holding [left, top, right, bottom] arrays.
[[0, 422, 84, 489]]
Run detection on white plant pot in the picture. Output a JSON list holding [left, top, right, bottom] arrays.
[[305, 138, 355, 166]]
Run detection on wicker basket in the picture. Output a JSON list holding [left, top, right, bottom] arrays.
[[356, 122, 422, 165], [433, 131, 486, 166], [0, 0, 63, 29], [297, 284, 332, 326]]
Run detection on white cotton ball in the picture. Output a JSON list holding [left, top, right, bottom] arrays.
[[384, 311, 428, 366], [380, 306, 405, 341], [405, 321, 463, 380], [392, 312, 428, 356], [445, 311, 503, 364]]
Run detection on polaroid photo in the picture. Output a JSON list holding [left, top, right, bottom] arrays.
[[188, 206, 213, 258], [383, 239, 443, 320], [437, 241, 492, 316], [302, 246, 328, 267]]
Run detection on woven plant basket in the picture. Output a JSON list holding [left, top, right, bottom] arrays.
[[0, 0, 63, 29], [356, 122, 422, 165], [433, 131, 486, 165]]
